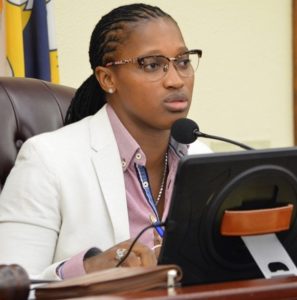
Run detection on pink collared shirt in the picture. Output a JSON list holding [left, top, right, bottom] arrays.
[[59, 104, 188, 279], [106, 104, 187, 248]]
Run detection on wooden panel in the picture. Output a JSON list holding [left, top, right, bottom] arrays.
[[68, 276, 297, 299]]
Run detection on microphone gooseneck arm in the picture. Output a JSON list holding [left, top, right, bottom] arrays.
[[194, 129, 254, 151]]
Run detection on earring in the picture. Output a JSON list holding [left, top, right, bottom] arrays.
[[108, 88, 114, 94]]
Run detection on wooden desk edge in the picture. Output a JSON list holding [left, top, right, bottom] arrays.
[[58, 275, 297, 300]]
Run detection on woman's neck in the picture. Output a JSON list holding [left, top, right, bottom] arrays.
[[134, 129, 170, 166]]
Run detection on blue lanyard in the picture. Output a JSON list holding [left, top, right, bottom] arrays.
[[135, 164, 160, 221]]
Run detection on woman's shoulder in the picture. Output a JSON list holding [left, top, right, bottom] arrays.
[[188, 140, 213, 155], [29, 115, 92, 149], [25, 105, 109, 151]]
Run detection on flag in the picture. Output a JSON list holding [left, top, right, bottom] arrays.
[[0, 0, 59, 83]]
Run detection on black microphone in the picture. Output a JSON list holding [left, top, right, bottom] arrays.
[[171, 118, 254, 150]]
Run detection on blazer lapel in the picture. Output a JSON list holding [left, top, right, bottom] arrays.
[[89, 106, 130, 243]]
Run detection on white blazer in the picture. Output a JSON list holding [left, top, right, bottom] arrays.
[[0, 105, 211, 279]]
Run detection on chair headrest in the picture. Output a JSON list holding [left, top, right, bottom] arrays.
[[0, 77, 76, 191]]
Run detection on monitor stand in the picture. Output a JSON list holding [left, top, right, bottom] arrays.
[[242, 234, 297, 278]]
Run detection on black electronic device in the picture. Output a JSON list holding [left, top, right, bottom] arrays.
[[158, 147, 297, 285]]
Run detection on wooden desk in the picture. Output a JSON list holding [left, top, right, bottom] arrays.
[[71, 275, 297, 300]]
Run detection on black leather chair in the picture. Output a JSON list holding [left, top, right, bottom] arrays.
[[0, 77, 75, 192]]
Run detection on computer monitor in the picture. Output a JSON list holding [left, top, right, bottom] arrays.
[[158, 147, 297, 285]]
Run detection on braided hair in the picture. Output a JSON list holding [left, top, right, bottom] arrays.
[[64, 3, 175, 125]]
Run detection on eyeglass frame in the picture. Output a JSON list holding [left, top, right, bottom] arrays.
[[104, 49, 202, 79]]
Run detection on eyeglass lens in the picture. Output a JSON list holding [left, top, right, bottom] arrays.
[[138, 52, 199, 82]]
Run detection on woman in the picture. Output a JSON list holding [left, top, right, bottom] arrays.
[[0, 3, 210, 280]]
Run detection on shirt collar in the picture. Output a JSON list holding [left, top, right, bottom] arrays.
[[106, 104, 188, 170]]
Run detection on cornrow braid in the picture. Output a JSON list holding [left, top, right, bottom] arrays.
[[64, 3, 175, 125]]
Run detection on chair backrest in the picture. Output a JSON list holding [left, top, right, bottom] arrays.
[[0, 77, 76, 192]]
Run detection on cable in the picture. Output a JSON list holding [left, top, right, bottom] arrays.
[[115, 221, 166, 267]]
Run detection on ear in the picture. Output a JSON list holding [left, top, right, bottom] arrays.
[[95, 66, 116, 94]]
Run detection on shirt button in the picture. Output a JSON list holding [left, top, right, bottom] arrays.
[[122, 159, 127, 168], [135, 153, 142, 160], [143, 181, 149, 188]]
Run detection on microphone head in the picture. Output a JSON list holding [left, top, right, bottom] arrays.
[[171, 118, 199, 144]]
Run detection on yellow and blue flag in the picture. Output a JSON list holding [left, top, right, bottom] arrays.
[[0, 0, 59, 83]]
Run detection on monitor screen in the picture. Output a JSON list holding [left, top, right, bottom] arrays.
[[158, 147, 297, 285]]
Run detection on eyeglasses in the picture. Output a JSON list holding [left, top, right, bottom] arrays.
[[105, 49, 202, 82]]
